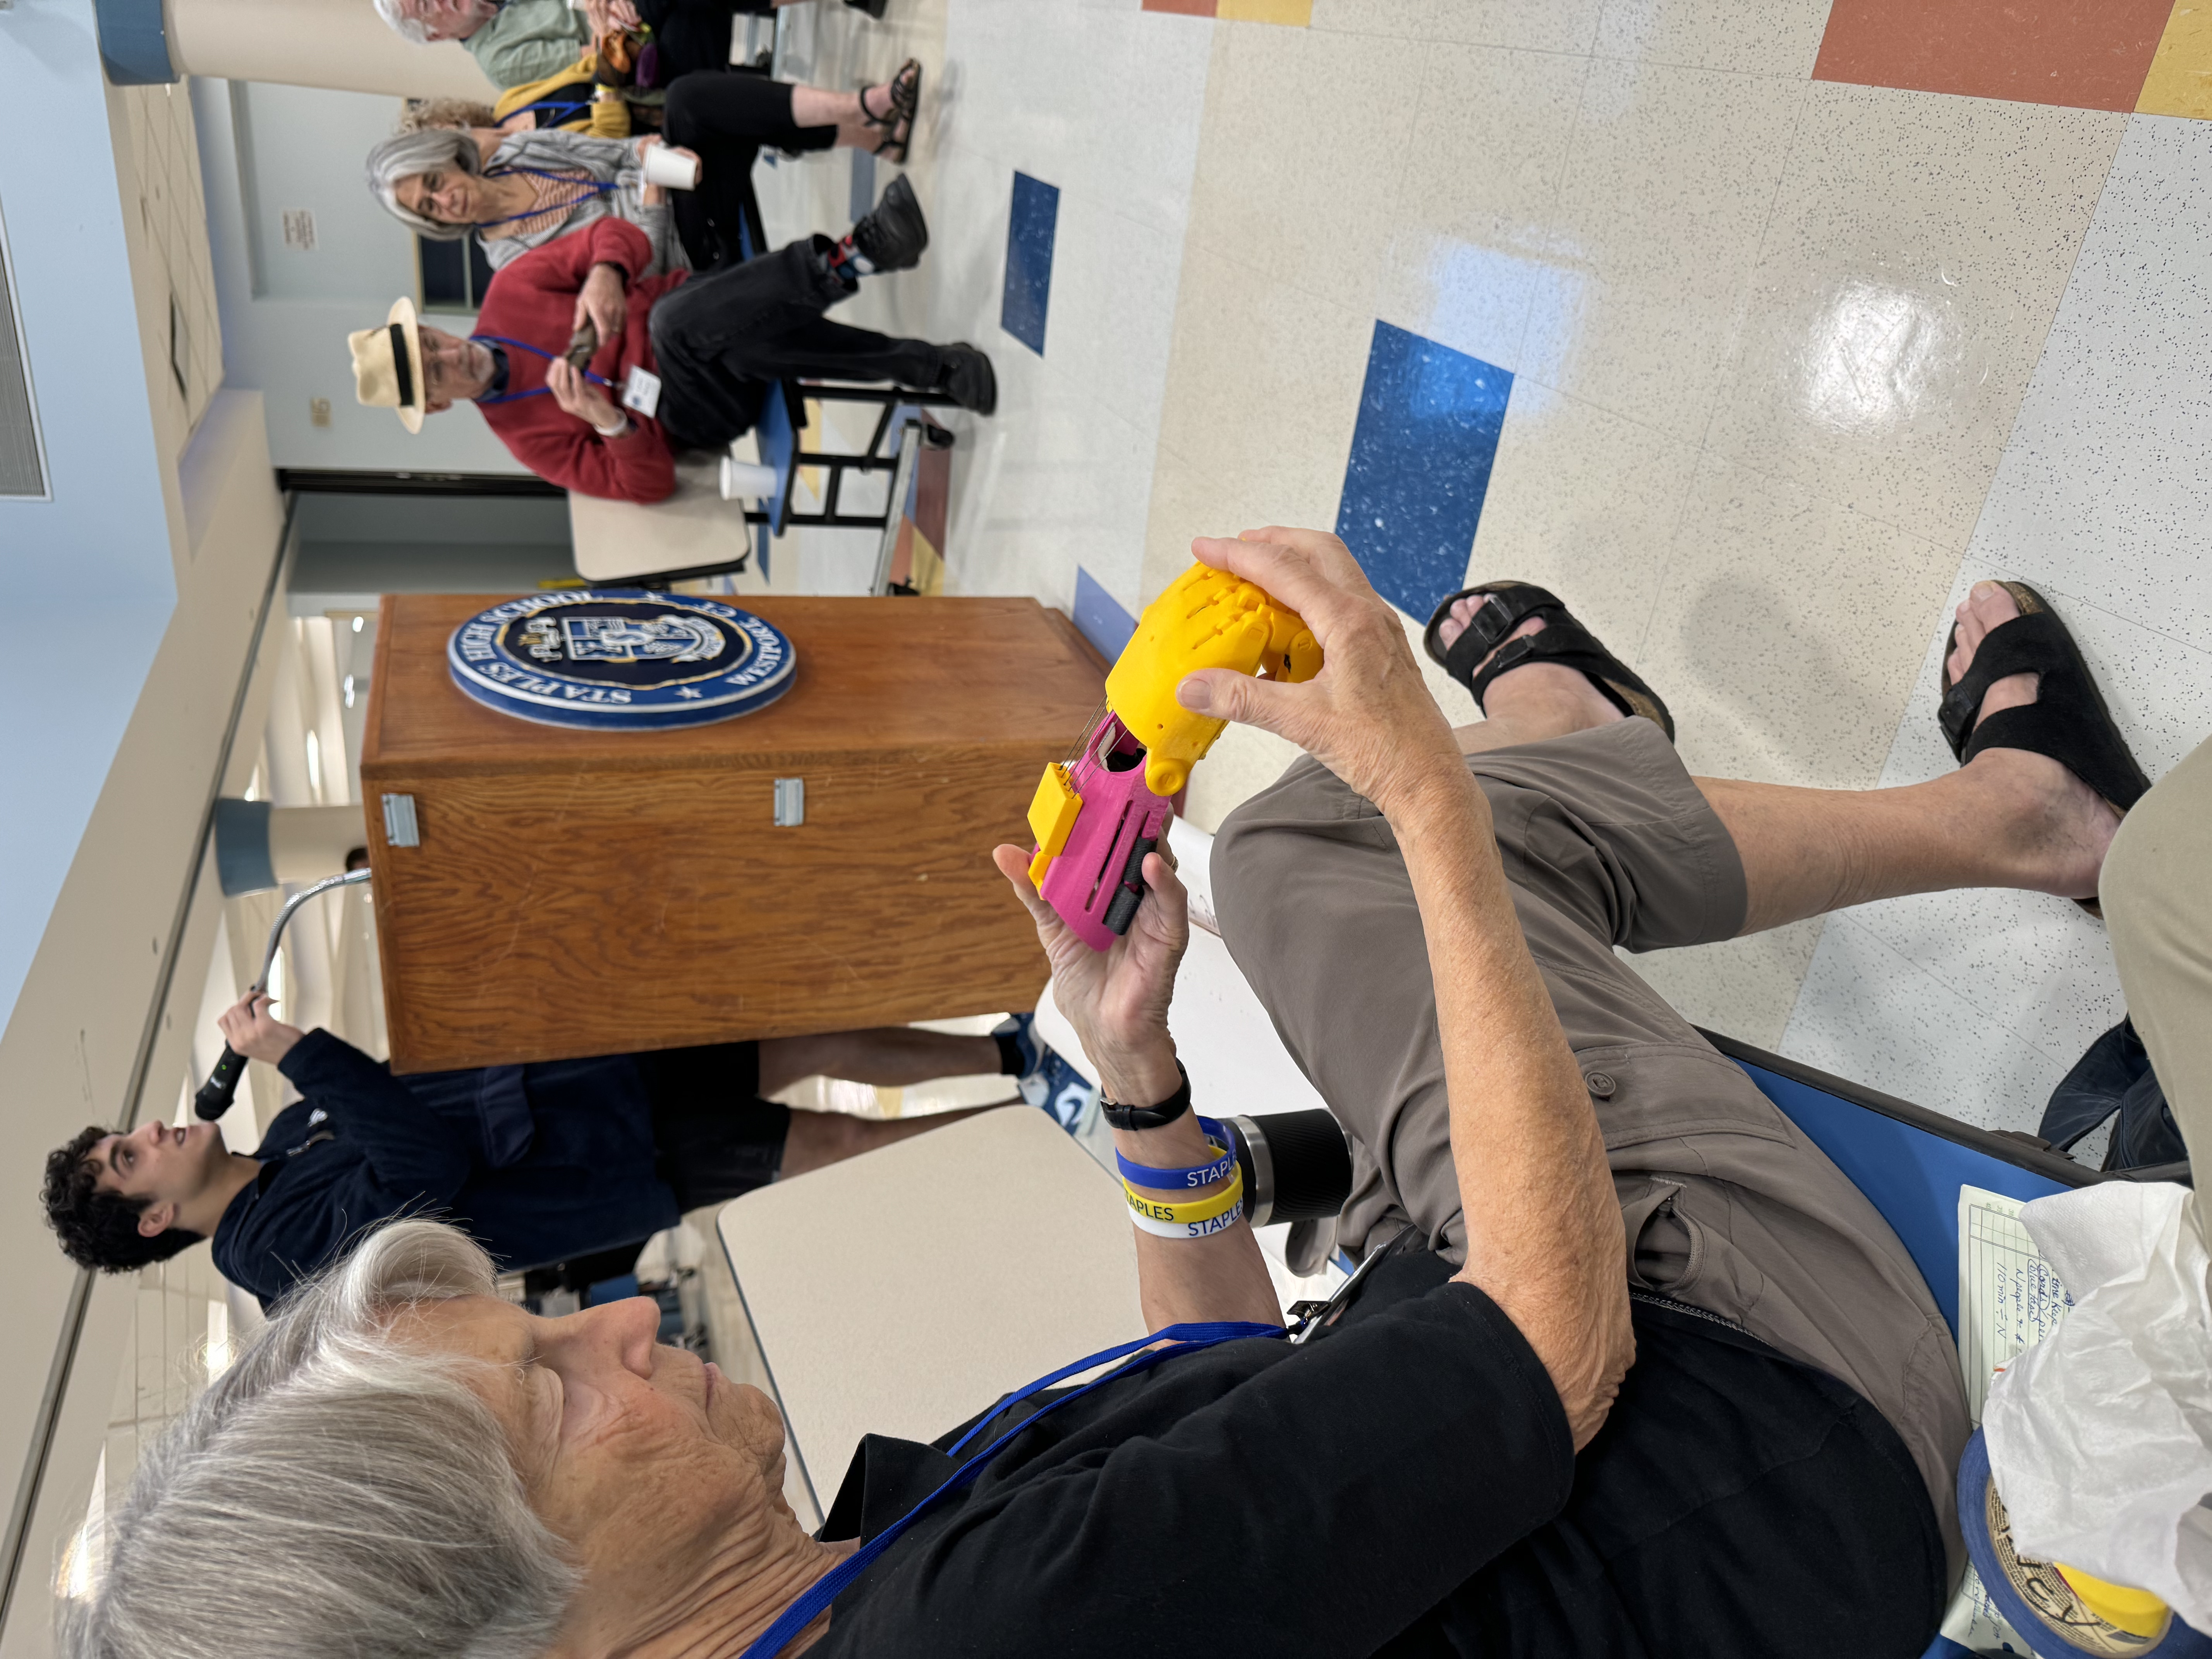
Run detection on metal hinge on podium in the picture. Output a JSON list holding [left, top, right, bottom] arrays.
[[381, 793, 420, 847]]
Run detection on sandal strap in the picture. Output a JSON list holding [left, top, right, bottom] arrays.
[[1422, 582, 1674, 741], [1938, 610, 2061, 759], [1469, 626, 1676, 740], [1941, 608, 2152, 811], [1425, 582, 1564, 680]]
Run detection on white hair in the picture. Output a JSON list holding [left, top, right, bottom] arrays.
[[58, 1221, 577, 1659], [374, 0, 432, 45], [364, 128, 481, 241]]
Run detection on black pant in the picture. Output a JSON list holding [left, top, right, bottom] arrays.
[[634, 0, 777, 82], [663, 72, 838, 270], [649, 237, 946, 449], [635, 1041, 791, 1209]]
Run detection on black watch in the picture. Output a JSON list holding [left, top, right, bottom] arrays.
[[1100, 1061, 1190, 1132]]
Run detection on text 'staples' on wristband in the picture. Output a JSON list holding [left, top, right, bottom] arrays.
[[1115, 1117, 1237, 1190]]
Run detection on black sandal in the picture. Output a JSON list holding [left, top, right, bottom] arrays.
[[1422, 582, 1675, 741], [864, 58, 920, 162], [1938, 581, 2150, 916]]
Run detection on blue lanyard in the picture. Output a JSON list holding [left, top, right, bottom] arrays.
[[739, 1320, 1286, 1659], [519, 98, 594, 128], [474, 166, 623, 228], [470, 333, 615, 405]]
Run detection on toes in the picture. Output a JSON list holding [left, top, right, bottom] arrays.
[[1949, 582, 2039, 728]]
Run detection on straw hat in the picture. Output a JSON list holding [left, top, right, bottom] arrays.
[[348, 296, 426, 433]]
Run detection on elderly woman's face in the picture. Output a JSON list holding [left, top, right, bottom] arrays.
[[393, 1295, 797, 1637], [395, 168, 487, 227]]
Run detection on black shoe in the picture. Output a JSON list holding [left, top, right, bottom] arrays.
[[852, 173, 927, 274], [938, 343, 996, 415]]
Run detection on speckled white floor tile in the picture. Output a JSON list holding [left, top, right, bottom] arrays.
[[1784, 915, 2077, 1131], [1518, 58, 1807, 439], [1703, 86, 2123, 554], [1308, 0, 1603, 55], [1184, 23, 1427, 316], [1042, 194, 1185, 438], [1373, 42, 1589, 373], [1637, 456, 1958, 790], [1152, 244, 1372, 529], [1963, 114, 2212, 658], [1466, 379, 1702, 655], [1621, 916, 1828, 1051], [1591, 0, 1837, 78]]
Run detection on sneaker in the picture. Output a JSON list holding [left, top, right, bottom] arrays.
[[938, 343, 997, 415], [993, 1012, 1045, 1085], [1021, 1052, 1095, 1135], [852, 173, 928, 274]]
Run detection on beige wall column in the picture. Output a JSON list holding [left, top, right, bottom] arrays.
[[167, 0, 498, 98]]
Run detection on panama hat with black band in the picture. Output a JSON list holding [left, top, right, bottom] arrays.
[[347, 296, 427, 433]]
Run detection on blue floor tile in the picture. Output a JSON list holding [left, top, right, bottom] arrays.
[[1072, 567, 1138, 662], [1334, 321, 1513, 622], [1001, 172, 1060, 356]]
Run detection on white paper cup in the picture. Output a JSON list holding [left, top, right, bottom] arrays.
[[641, 146, 700, 191], [720, 458, 777, 501]]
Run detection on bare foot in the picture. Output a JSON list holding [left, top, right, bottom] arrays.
[[1439, 594, 1621, 734], [1946, 581, 2119, 901]]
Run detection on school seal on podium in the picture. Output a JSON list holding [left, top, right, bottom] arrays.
[[447, 590, 796, 730]]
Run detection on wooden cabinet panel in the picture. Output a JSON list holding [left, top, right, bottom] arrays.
[[363, 595, 1104, 1072]]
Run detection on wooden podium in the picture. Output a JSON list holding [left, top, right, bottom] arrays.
[[361, 595, 1106, 1073]]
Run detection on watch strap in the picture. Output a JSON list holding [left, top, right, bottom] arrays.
[[1100, 1061, 1191, 1132]]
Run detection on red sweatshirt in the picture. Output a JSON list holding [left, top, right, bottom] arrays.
[[471, 220, 690, 503]]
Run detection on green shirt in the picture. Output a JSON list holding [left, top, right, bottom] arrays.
[[464, 0, 592, 89]]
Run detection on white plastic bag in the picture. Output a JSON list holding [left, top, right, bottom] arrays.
[[1982, 1181, 2212, 1628]]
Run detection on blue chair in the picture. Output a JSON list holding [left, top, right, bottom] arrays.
[[1695, 1030, 2188, 1659]]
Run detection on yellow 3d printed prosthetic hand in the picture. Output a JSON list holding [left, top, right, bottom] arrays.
[[1028, 563, 1321, 950]]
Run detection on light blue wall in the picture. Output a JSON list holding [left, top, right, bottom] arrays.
[[0, 0, 180, 1032], [236, 83, 420, 304]]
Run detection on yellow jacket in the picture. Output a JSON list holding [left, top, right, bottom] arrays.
[[492, 54, 631, 140]]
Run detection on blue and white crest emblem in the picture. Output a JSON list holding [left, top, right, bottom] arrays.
[[447, 590, 797, 730]]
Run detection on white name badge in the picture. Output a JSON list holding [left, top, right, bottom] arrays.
[[621, 366, 663, 420]]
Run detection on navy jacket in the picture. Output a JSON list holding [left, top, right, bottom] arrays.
[[213, 1029, 682, 1306]]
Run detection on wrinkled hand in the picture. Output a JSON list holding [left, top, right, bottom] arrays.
[[1176, 528, 1469, 817], [546, 358, 623, 431], [607, 0, 639, 24], [216, 992, 304, 1066], [572, 260, 628, 348], [991, 842, 1186, 1106]]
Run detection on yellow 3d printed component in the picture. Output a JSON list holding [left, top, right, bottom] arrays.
[[2053, 1564, 2170, 1639], [1026, 761, 1082, 889], [1104, 562, 1322, 797]]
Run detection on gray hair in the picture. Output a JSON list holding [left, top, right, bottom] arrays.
[[365, 127, 483, 240], [58, 1221, 577, 1659], [373, 0, 431, 45]]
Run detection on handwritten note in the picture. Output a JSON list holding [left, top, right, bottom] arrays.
[[1939, 1185, 2077, 1652], [1956, 1185, 2075, 1424]]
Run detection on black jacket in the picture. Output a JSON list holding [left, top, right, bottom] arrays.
[[212, 1029, 680, 1306]]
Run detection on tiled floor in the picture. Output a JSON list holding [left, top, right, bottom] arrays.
[[756, 2, 2212, 1144]]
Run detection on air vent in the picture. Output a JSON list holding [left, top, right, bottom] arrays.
[[0, 201, 50, 499]]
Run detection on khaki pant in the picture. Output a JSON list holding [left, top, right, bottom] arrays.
[[2101, 733, 2212, 1219], [1213, 719, 1970, 1568]]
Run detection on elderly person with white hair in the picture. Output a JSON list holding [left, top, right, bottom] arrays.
[[369, 63, 919, 275], [61, 532, 1977, 1659], [372, 0, 884, 94]]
